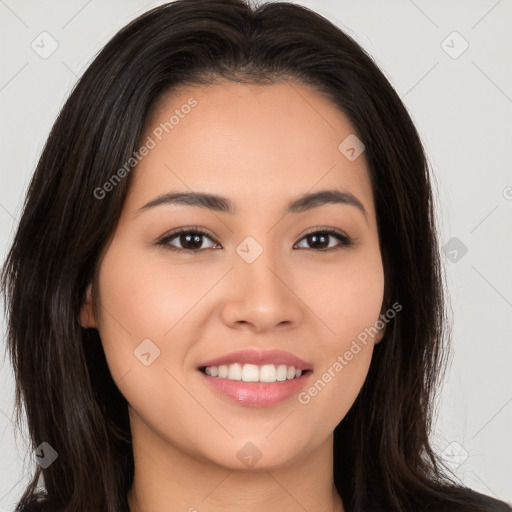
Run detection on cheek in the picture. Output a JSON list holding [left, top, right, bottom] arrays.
[[306, 249, 385, 345], [94, 240, 213, 359], [296, 251, 384, 422], [296, 305, 378, 438], [93, 243, 214, 446], [92, 242, 178, 384]]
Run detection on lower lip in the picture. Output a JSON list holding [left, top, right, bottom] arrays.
[[199, 371, 311, 407]]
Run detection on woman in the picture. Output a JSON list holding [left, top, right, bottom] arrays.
[[2, 0, 510, 511]]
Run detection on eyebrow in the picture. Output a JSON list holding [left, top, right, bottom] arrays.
[[139, 189, 367, 220]]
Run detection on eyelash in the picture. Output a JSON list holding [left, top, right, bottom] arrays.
[[156, 226, 354, 254]]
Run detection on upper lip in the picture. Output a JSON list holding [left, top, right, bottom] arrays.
[[198, 349, 312, 371]]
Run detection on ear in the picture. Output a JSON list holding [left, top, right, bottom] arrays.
[[80, 283, 97, 328], [374, 323, 386, 344], [373, 303, 388, 345]]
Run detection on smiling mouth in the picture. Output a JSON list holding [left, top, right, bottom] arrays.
[[199, 363, 312, 383]]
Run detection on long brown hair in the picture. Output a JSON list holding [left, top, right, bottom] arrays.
[[2, 1, 511, 511]]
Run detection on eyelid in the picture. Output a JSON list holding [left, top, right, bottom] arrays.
[[295, 226, 354, 249], [299, 225, 348, 239], [156, 226, 355, 252], [156, 226, 218, 250]]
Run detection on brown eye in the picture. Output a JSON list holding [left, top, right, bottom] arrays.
[[295, 230, 353, 251], [157, 227, 353, 254], [157, 229, 219, 253]]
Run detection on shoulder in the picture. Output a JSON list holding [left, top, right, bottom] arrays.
[[425, 486, 512, 512]]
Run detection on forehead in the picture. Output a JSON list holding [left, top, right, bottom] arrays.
[[125, 80, 375, 222]]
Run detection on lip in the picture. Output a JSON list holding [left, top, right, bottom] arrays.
[[199, 370, 312, 408], [197, 349, 313, 408], [198, 348, 312, 371]]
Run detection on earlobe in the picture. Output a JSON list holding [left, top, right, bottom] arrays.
[[374, 303, 388, 344], [80, 283, 97, 328], [374, 325, 386, 344]]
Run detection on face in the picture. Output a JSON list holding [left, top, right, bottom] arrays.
[[81, 80, 385, 471]]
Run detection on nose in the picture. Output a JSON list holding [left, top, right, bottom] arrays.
[[220, 242, 304, 333]]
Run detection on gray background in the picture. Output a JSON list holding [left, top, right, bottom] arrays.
[[1, 0, 511, 509]]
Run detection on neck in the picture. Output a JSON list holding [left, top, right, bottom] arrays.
[[127, 413, 344, 512]]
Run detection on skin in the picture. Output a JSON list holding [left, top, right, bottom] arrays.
[[81, 80, 386, 512]]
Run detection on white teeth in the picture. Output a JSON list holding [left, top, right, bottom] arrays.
[[242, 364, 259, 382], [228, 363, 242, 381], [276, 364, 287, 381], [260, 364, 276, 383], [203, 363, 304, 383]]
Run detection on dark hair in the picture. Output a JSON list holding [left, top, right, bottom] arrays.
[[1, 1, 510, 511]]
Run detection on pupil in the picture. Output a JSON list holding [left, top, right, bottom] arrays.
[[182, 233, 202, 250], [178, 233, 331, 250], [308, 233, 328, 249]]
